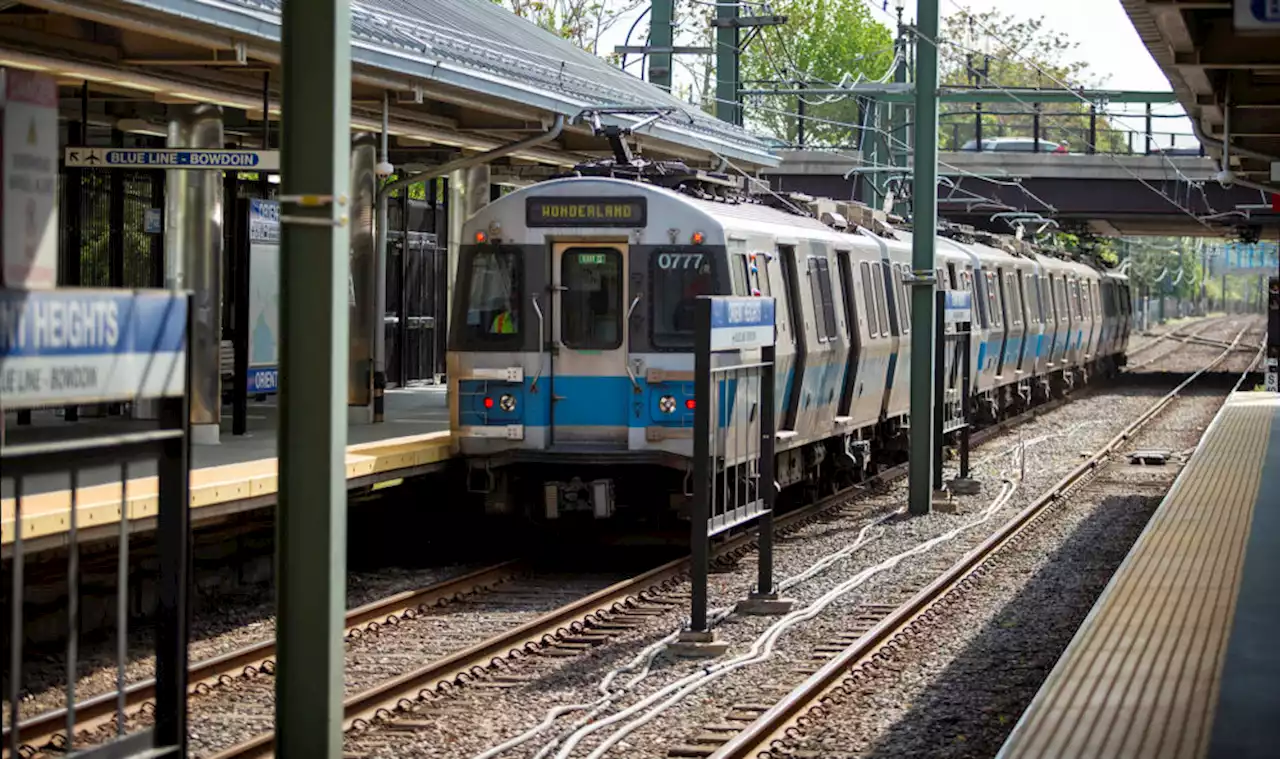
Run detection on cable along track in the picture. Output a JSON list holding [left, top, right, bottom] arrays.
[[707, 326, 1261, 759]]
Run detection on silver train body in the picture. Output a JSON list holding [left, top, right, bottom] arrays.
[[448, 177, 1133, 521]]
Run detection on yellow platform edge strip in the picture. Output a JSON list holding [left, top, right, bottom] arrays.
[[1, 431, 452, 545]]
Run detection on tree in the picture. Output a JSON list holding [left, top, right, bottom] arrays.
[[1120, 236, 1207, 302], [492, 0, 645, 54], [738, 0, 896, 147], [938, 9, 1128, 153]]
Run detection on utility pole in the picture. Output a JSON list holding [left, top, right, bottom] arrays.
[[276, 0, 351, 756], [714, 1, 740, 124], [908, 0, 940, 516], [890, 5, 911, 217], [649, 0, 673, 91]]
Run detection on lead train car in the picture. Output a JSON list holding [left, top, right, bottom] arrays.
[[449, 177, 1132, 522]]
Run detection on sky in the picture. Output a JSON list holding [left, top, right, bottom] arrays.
[[596, 0, 1195, 143]]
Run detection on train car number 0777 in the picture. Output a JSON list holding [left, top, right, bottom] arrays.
[[658, 253, 703, 270]]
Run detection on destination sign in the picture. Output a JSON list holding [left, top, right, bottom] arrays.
[[708, 296, 776, 352], [526, 196, 646, 228], [64, 147, 280, 171]]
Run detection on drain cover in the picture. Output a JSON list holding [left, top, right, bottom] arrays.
[[1128, 450, 1172, 465]]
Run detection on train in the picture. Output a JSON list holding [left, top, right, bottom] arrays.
[[447, 166, 1133, 524]]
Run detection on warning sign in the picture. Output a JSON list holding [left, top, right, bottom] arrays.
[[1, 69, 59, 289]]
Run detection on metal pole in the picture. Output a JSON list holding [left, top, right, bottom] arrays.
[[757, 341, 777, 597], [1145, 103, 1153, 155], [1089, 105, 1097, 153], [960, 324, 971, 479], [908, 0, 940, 516], [374, 92, 389, 422], [276, 0, 351, 756], [649, 0, 673, 91], [690, 297, 712, 632], [232, 197, 249, 436], [796, 81, 806, 148], [933, 290, 945, 490], [1032, 104, 1041, 152], [715, 0, 740, 124], [891, 13, 910, 217]]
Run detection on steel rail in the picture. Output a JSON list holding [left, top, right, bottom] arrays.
[[711, 325, 1253, 759], [3, 560, 527, 755], [208, 385, 1102, 759]]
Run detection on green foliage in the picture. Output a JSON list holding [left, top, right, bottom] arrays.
[[739, 0, 895, 146], [938, 9, 1128, 153], [1053, 231, 1119, 267], [1121, 237, 1209, 301], [492, 0, 645, 53]]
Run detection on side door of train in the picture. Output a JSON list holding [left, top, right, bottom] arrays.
[[836, 247, 885, 430], [548, 240, 631, 445]]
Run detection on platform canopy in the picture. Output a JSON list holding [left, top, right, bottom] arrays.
[[4, 0, 778, 171], [1122, 0, 1280, 193]]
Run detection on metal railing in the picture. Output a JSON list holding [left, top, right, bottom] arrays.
[[3, 289, 192, 759]]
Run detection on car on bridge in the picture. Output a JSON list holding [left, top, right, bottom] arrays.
[[959, 137, 1068, 153]]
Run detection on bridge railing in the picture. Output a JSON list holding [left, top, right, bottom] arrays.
[[744, 91, 1203, 157]]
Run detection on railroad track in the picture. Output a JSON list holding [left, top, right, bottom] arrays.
[[1125, 315, 1237, 371], [707, 325, 1262, 759], [3, 562, 528, 756], [10, 335, 1234, 759], [202, 392, 1112, 758]]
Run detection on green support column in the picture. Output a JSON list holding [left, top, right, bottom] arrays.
[[715, 2, 739, 124], [649, 0, 673, 91], [276, 1, 352, 757], [858, 97, 883, 209], [890, 21, 911, 218], [908, 0, 940, 517]]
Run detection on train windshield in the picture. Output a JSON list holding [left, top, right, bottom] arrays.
[[652, 250, 718, 348], [458, 246, 522, 345]]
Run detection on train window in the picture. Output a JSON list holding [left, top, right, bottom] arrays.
[[971, 271, 989, 329], [860, 261, 879, 337], [562, 247, 623, 350], [650, 249, 718, 348], [818, 258, 837, 339], [1024, 274, 1041, 325], [873, 262, 892, 335], [733, 254, 750, 295], [897, 264, 911, 333], [807, 257, 828, 341], [1004, 272, 1022, 326], [458, 246, 522, 346], [985, 272, 1002, 328], [836, 251, 856, 340]]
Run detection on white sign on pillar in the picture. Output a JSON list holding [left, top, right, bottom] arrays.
[[0, 69, 59, 289]]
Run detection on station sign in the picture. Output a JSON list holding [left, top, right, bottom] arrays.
[[1, 69, 59, 290], [245, 199, 280, 395], [943, 289, 973, 324], [708, 296, 775, 352], [64, 147, 280, 171], [0, 289, 187, 409], [1236, 0, 1280, 31]]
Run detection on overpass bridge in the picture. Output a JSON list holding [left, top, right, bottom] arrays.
[[764, 148, 1266, 237]]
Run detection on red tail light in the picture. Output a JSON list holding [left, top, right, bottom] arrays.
[[483, 397, 494, 409], [685, 399, 696, 410], [1054, 144, 1067, 153]]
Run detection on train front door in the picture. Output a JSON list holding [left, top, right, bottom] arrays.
[[549, 242, 631, 446]]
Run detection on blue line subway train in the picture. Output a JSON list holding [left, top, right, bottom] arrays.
[[448, 171, 1133, 523]]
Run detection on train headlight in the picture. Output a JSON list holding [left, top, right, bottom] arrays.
[[499, 394, 517, 412], [659, 395, 677, 414]]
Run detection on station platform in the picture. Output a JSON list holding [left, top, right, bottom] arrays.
[[1, 386, 453, 556], [997, 390, 1280, 759]]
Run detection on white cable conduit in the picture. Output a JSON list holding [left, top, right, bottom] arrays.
[[472, 420, 1101, 759]]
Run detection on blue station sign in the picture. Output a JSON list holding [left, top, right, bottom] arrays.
[[64, 147, 280, 171], [708, 296, 776, 352], [0, 289, 187, 409], [943, 289, 974, 324]]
